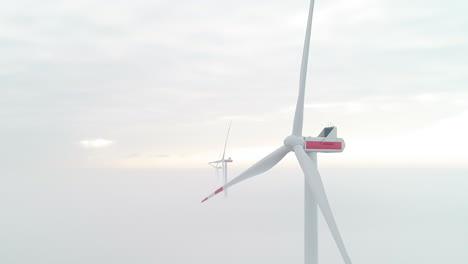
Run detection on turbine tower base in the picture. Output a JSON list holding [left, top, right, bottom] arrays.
[[305, 153, 318, 264]]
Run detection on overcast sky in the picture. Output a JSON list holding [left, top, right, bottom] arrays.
[[2, 2, 468, 264], [1, 0, 467, 171]]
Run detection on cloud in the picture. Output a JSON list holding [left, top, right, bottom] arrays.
[[80, 138, 114, 149], [2, 0, 467, 169]]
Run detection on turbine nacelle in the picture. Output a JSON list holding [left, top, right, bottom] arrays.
[[284, 126, 345, 153], [304, 126, 345, 153], [209, 158, 233, 165]]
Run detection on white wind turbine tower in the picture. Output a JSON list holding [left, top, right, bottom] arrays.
[[201, 0, 352, 264], [208, 121, 233, 198]]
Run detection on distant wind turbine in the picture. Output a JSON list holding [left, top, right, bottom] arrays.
[[201, 0, 353, 264], [208, 121, 233, 198]]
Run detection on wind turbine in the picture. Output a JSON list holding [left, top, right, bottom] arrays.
[[201, 0, 352, 263], [208, 121, 233, 198]]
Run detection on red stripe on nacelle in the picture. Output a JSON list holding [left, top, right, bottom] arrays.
[[305, 141, 342, 150]]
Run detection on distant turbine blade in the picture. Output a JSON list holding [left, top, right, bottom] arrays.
[[201, 145, 290, 203], [222, 121, 232, 160], [293, 146, 352, 264], [292, 0, 315, 136]]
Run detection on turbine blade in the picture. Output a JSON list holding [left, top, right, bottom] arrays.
[[292, 0, 315, 136], [201, 145, 290, 203], [222, 121, 232, 160], [293, 146, 352, 264]]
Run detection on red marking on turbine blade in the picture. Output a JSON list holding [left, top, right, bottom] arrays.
[[305, 141, 342, 150], [215, 187, 224, 195], [201, 187, 224, 203]]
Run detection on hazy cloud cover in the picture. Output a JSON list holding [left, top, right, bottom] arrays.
[[1, 2, 468, 264], [80, 139, 114, 149], [2, 168, 468, 263], [1, 0, 467, 169]]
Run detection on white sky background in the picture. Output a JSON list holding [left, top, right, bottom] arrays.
[[2, 2, 468, 264], [1, 0, 468, 170], [2, 168, 468, 263]]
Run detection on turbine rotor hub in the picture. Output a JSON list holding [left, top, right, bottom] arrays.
[[283, 135, 305, 150]]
